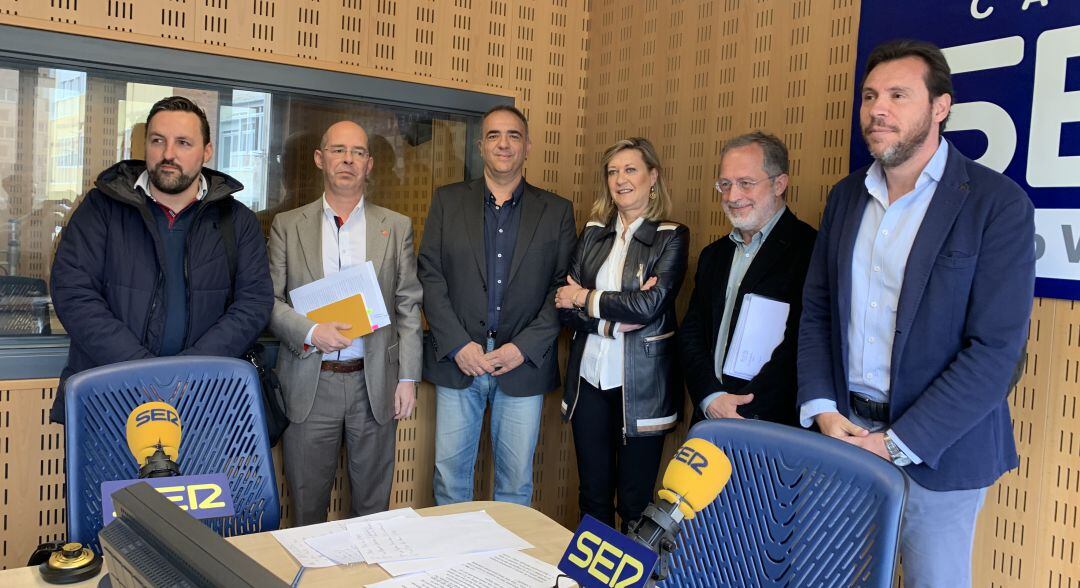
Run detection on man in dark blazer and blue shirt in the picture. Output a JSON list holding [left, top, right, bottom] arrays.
[[679, 132, 815, 426], [798, 40, 1035, 587], [418, 105, 576, 506]]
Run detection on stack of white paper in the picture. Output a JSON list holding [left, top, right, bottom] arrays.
[[272, 508, 556, 586], [367, 551, 565, 588], [722, 293, 791, 381], [271, 507, 420, 568], [289, 261, 391, 328], [347, 510, 532, 563]]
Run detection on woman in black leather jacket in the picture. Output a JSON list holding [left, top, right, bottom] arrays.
[[555, 137, 689, 531]]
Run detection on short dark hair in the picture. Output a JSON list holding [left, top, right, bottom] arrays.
[[146, 96, 212, 145], [864, 39, 953, 133], [482, 104, 529, 135]]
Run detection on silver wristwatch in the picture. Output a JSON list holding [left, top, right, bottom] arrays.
[[882, 433, 912, 467]]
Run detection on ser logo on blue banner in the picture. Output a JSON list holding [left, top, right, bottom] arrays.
[[854, 1, 1080, 299], [558, 514, 658, 588]]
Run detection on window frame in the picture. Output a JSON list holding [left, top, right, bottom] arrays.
[[0, 23, 511, 379]]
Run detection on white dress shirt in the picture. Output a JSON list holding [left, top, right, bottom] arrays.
[[305, 195, 366, 361], [581, 215, 644, 390]]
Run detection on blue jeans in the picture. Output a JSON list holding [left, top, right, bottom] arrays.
[[899, 475, 987, 587], [853, 414, 987, 586], [433, 342, 544, 506]]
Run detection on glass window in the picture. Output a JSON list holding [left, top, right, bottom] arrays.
[[0, 57, 480, 337]]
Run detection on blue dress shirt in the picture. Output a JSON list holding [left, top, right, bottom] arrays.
[[483, 181, 524, 335]]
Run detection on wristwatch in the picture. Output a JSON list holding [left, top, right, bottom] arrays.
[[882, 433, 912, 467]]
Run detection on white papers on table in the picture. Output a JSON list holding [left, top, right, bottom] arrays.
[[305, 531, 365, 566], [347, 510, 533, 564], [366, 551, 566, 588], [378, 549, 516, 577], [288, 261, 391, 328], [271, 507, 420, 568], [722, 293, 790, 381]]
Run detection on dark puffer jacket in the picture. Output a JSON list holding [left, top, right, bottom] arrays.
[[49, 160, 273, 422]]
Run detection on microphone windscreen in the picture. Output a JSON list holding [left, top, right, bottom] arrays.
[[658, 437, 731, 519], [125, 401, 182, 465]]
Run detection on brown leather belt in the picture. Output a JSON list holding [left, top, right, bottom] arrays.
[[320, 358, 365, 373]]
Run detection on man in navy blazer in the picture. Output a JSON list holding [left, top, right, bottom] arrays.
[[798, 40, 1035, 587]]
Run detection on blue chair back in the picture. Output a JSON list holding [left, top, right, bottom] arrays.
[[660, 419, 906, 587], [64, 356, 280, 550]]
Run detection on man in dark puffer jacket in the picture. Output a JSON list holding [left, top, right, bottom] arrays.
[[49, 96, 273, 423]]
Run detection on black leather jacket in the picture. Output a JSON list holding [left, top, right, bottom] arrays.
[[559, 217, 689, 437]]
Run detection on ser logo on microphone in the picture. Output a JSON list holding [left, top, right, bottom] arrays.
[[132, 407, 179, 427], [672, 444, 708, 474]]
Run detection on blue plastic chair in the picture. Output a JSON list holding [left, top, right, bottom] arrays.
[[64, 356, 280, 551], [660, 419, 906, 587]]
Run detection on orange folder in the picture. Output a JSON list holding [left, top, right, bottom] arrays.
[[305, 293, 374, 339]]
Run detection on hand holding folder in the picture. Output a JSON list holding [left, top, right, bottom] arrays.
[[305, 293, 375, 339], [289, 262, 392, 339]]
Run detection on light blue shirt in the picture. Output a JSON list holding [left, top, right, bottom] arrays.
[[700, 206, 786, 415], [800, 139, 951, 464]]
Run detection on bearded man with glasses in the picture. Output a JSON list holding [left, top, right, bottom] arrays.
[[678, 131, 816, 426]]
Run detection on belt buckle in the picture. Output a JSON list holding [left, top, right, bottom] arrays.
[[486, 328, 497, 340]]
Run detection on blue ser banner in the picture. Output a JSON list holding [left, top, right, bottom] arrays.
[[853, 1, 1080, 300]]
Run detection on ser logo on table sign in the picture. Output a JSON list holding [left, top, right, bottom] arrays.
[[557, 515, 657, 588], [155, 483, 227, 512], [101, 474, 235, 525]]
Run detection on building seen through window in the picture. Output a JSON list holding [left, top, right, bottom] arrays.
[[0, 59, 479, 337]]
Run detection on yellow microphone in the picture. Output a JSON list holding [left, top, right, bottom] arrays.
[[657, 437, 732, 520], [125, 401, 182, 478], [628, 437, 732, 582]]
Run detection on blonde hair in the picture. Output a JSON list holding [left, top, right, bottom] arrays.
[[590, 137, 672, 223]]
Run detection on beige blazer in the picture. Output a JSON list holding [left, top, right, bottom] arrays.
[[268, 198, 422, 424]]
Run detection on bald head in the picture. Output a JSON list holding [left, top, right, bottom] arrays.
[[315, 120, 374, 200], [321, 120, 367, 149]]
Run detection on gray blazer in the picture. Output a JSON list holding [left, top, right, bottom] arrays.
[[418, 178, 577, 396], [268, 198, 423, 424]]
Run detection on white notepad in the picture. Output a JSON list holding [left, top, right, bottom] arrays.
[[722, 293, 790, 381]]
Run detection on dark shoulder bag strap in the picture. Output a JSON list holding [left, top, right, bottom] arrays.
[[216, 199, 289, 446], [218, 199, 238, 305]]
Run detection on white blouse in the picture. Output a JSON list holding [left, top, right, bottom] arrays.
[[580, 215, 644, 390]]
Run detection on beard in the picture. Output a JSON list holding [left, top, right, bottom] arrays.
[[863, 109, 933, 169], [723, 196, 782, 236], [149, 161, 199, 195]]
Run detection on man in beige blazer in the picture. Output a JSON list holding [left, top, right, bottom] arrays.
[[268, 120, 422, 524]]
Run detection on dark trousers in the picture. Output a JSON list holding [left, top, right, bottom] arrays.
[[571, 378, 667, 533]]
